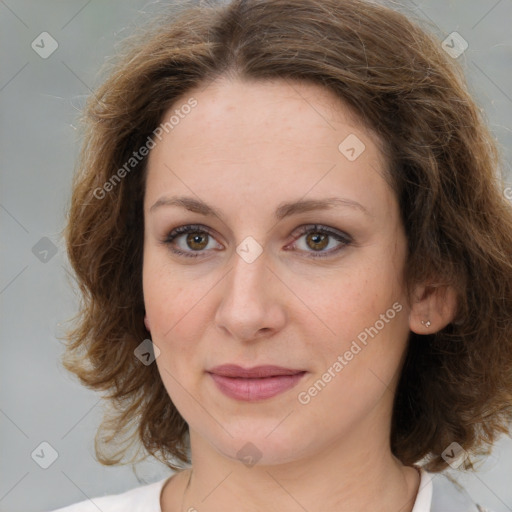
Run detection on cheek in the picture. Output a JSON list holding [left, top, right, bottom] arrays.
[[144, 280, 200, 345], [142, 255, 215, 381], [299, 264, 401, 337], [142, 251, 200, 337], [296, 258, 409, 384]]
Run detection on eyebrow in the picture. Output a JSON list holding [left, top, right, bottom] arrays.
[[149, 195, 370, 220]]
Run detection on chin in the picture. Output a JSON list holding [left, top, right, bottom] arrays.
[[205, 422, 313, 467]]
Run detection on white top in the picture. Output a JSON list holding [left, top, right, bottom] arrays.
[[412, 469, 433, 512], [49, 468, 489, 512]]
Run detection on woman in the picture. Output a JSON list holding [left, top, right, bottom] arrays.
[[52, 0, 512, 510]]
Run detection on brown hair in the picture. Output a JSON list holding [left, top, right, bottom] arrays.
[[63, 0, 512, 472]]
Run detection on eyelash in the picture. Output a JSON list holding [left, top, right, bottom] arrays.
[[161, 223, 352, 259]]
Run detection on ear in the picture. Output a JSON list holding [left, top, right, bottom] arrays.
[[409, 282, 458, 334], [144, 314, 151, 332]]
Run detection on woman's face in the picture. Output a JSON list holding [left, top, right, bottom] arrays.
[[142, 77, 412, 466]]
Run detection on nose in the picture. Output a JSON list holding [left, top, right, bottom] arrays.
[[214, 246, 287, 343]]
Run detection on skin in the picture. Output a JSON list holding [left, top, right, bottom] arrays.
[[142, 77, 457, 512]]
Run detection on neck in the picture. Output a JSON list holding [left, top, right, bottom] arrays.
[[168, 427, 420, 512]]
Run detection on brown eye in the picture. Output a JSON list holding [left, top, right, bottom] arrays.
[[305, 232, 329, 251], [186, 232, 209, 250], [290, 224, 352, 258], [163, 224, 222, 258]]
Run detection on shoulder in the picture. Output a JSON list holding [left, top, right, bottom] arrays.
[[47, 476, 171, 512], [428, 471, 496, 512]]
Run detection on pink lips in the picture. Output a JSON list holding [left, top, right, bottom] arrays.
[[207, 364, 306, 401]]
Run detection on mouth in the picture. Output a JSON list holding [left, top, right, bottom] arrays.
[[207, 364, 307, 401]]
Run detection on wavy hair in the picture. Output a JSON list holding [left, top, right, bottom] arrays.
[[63, 0, 512, 472]]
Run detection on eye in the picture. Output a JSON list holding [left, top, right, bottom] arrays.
[[162, 224, 222, 258], [287, 224, 352, 258]]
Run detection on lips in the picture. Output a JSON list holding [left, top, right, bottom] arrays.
[[208, 364, 305, 378], [207, 364, 307, 401]]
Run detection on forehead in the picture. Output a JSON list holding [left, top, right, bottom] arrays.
[[160, 76, 380, 149], [144, 77, 394, 220]]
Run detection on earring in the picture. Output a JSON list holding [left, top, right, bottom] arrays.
[[421, 320, 431, 328]]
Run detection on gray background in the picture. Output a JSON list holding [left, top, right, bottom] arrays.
[[1, 1, 511, 511]]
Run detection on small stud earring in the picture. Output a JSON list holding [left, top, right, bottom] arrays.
[[421, 320, 431, 328]]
